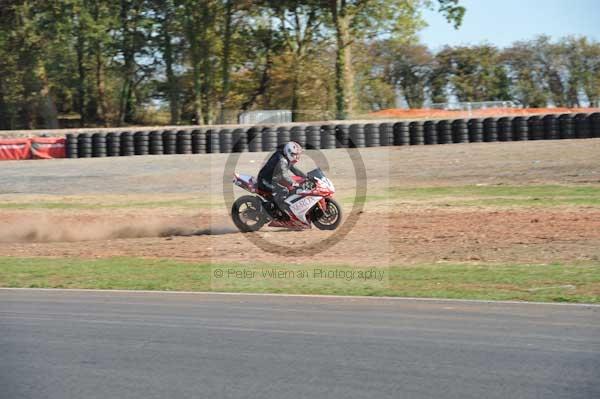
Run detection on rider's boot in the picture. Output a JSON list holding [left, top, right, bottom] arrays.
[[272, 191, 292, 220]]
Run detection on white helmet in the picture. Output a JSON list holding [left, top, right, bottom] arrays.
[[283, 141, 302, 164]]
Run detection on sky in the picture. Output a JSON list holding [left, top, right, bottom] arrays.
[[419, 0, 600, 50]]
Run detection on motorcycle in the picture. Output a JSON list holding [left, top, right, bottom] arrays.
[[231, 168, 342, 232]]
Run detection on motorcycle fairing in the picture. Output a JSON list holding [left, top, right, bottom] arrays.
[[287, 194, 322, 225], [268, 218, 308, 229], [233, 173, 257, 193]]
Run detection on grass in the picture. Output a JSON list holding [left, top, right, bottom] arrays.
[[347, 185, 600, 207], [1, 257, 598, 303], [0, 198, 216, 210], [3, 185, 599, 210]]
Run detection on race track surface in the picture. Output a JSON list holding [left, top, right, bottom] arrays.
[[1, 289, 599, 399]]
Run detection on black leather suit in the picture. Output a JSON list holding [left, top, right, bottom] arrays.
[[257, 150, 306, 213]]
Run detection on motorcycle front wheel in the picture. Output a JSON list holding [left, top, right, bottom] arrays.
[[312, 198, 342, 230], [231, 195, 268, 232]]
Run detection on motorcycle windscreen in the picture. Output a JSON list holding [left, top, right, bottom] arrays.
[[306, 168, 326, 180]]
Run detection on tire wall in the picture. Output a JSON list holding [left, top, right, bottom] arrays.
[[436, 120, 452, 144], [66, 133, 78, 158], [233, 128, 248, 152], [290, 126, 306, 148], [467, 118, 484, 143], [497, 117, 513, 142], [349, 124, 365, 148], [424, 121, 437, 145], [483, 118, 498, 142], [107, 132, 120, 156], [512, 117, 529, 141], [69, 113, 597, 158], [163, 130, 177, 154], [452, 119, 469, 143], [149, 131, 163, 155], [120, 132, 134, 156], [320, 125, 336, 149], [219, 128, 233, 153], [591, 113, 600, 138], [543, 115, 559, 140], [379, 123, 394, 146], [335, 124, 350, 148], [177, 130, 192, 154], [192, 129, 206, 154], [306, 125, 321, 150], [92, 133, 106, 157], [78, 133, 92, 158], [134, 131, 149, 155], [409, 121, 424, 145]]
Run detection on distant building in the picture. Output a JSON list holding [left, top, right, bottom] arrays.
[[238, 110, 292, 125]]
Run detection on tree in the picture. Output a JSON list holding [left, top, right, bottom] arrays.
[[151, 0, 182, 124], [0, 2, 23, 129], [237, 20, 282, 112], [266, 0, 327, 121], [532, 36, 569, 107], [117, 0, 156, 124], [579, 38, 600, 107], [564, 37, 600, 107], [86, 0, 117, 125], [442, 45, 511, 102], [502, 41, 549, 107], [5, 1, 600, 131], [7, 1, 64, 129], [326, 0, 465, 119], [429, 47, 452, 104], [217, 0, 253, 123], [375, 41, 433, 108]]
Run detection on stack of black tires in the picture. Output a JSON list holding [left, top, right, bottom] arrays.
[[64, 112, 600, 159]]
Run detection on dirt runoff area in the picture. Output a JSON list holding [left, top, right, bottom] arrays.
[[0, 139, 599, 266]]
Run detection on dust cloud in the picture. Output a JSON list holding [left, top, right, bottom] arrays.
[[0, 218, 237, 243]]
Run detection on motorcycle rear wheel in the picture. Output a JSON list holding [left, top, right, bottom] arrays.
[[312, 198, 342, 230], [231, 195, 268, 232]]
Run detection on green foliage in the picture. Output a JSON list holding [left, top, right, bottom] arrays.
[[381, 36, 600, 108], [1, 1, 598, 129], [436, 45, 511, 102], [368, 41, 433, 109], [328, 0, 461, 117], [498, 36, 600, 108]]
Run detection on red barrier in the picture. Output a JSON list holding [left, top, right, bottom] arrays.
[[0, 138, 31, 160], [30, 137, 66, 159], [0, 137, 66, 160]]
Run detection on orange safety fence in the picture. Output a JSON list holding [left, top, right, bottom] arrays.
[[369, 107, 600, 120]]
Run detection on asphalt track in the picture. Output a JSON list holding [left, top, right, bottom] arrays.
[[1, 289, 599, 399]]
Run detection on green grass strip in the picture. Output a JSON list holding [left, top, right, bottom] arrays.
[[3, 185, 599, 210], [0, 257, 598, 303], [346, 185, 600, 207]]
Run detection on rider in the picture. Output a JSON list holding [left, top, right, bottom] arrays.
[[257, 141, 307, 216]]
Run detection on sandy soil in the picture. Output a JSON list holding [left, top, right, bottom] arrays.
[[1, 139, 599, 266], [1, 208, 599, 266]]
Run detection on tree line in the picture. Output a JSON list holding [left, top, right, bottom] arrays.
[[0, 1, 597, 131], [0, 0, 464, 129], [382, 36, 600, 110]]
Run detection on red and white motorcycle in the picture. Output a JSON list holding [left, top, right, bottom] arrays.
[[231, 168, 342, 232]]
